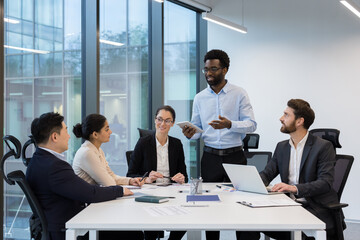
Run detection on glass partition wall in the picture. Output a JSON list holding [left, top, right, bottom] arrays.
[[2, 0, 205, 239]]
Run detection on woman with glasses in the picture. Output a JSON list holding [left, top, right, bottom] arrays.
[[127, 105, 187, 240], [127, 105, 188, 185]]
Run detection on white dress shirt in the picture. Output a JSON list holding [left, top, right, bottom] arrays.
[[155, 137, 171, 184], [72, 140, 130, 186], [288, 132, 309, 186]]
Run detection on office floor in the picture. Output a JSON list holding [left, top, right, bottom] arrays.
[[167, 221, 360, 239]]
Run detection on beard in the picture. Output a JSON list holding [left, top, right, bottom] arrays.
[[206, 75, 223, 86], [280, 121, 296, 134]]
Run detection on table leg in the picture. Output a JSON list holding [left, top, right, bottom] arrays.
[[89, 230, 99, 240], [187, 230, 202, 240], [291, 231, 302, 240], [303, 229, 326, 240], [66, 229, 88, 240]]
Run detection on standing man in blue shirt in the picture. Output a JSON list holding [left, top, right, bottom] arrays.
[[182, 49, 257, 240], [183, 49, 257, 183]]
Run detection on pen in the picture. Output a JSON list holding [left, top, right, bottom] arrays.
[[216, 185, 222, 188], [140, 171, 149, 182]]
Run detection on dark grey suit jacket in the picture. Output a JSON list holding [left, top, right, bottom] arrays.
[[260, 133, 338, 229], [127, 134, 188, 183]]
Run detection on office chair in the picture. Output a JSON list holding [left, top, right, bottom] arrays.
[[1, 135, 48, 240], [325, 154, 353, 240], [309, 128, 342, 152], [245, 151, 272, 172], [22, 135, 37, 166], [125, 150, 133, 166], [137, 128, 155, 138], [243, 133, 260, 152]]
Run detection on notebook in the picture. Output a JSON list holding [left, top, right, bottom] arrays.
[[222, 164, 283, 195]]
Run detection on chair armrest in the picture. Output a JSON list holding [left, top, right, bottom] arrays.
[[325, 203, 348, 210]]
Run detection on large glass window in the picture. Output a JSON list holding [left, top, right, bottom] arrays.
[[3, 0, 81, 238], [99, 0, 149, 176], [164, 1, 197, 177]]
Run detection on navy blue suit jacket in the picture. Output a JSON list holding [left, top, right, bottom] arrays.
[[260, 134, 338, 229], [127, 134, 188, 183], [26, 148, 123, 234]]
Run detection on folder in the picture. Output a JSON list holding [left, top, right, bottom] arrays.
[[135, 195, 169, 203], [237, 198, 301, 208], [186, 195, 220, 202]]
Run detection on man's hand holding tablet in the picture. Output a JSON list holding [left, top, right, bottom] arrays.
[[177, 121, 203, 139]]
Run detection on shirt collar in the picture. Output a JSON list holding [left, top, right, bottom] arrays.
[[39, 147, 66, 161], [156, 136, 169, 148], [83, 140, 100, 153], [289, 131, 309, 149]]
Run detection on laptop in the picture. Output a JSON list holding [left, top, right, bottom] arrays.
[[222, 163, 282, 195]]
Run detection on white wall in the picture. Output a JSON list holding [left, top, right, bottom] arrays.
[[205, 0, 360, 221]]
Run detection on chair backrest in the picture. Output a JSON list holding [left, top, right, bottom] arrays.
[[1, 135, 47, 240], [22, 135, 37, 166], [7, 170, 48, 240], [126, 150, 133, 166], [137, 128, 155, 138], [309, 128, 342, 150], [333, 154, 354, 201], [245, 151, 272, 172], [243, 133, 260, 152]]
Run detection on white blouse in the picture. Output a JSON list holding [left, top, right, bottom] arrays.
[[72, 140, 130, 186]]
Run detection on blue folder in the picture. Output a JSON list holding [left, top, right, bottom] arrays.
[[186, 195, 220, 202]]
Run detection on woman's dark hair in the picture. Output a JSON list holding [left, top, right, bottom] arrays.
[[73, 114, 107, 140], [31, 112, 64, 144], [155, 105, 176, 121]]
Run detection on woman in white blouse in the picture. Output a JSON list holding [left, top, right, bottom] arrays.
[[72, 113, 142, 187]]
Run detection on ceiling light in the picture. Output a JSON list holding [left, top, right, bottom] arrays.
[[4, 45, 49, 54], [154, 0, 164, 2], [340, 0, 360, 18], [4, 18, 19, 24], [202, 12, 247, 34], [99, 39, 124, 46]]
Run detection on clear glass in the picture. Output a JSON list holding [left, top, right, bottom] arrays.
[[164, 1, 197, 178], [3, 0, 82, 239], [99, 0, 149, 176]]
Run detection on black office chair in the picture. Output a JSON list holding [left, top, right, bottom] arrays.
[[243, 133, 259, 152], [137, 128, 155, 138], [22, 135, 37, 166], [125, 150, 133, 166], [325, 154, 353, 240], [309, 128, 342, 152], [1, 135, 47, 240], [245, 151, 272, 172]]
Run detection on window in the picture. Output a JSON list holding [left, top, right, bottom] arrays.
[[3, 0, 81, 238], [164, 1, 197, 177], [99, 0, 149, 176]]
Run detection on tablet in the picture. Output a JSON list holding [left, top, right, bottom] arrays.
[[176, 121, 204, 133]]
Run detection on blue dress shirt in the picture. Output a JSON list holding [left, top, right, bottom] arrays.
[[190, 81, 257, 149]]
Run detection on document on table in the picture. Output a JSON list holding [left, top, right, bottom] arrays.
[[237, 198, 301, 208], [144, 205, 190, 217]]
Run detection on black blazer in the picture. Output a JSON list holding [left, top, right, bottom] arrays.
[[26, 148, 123, 236], [127, 134, 188, 183], [260, 134, 339, 229]]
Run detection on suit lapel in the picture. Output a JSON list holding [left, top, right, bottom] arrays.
[[150, 135, 157, 170], [281, 143, 291, 182], [168, 137, 175, 176], [300, 134, 313, 173]]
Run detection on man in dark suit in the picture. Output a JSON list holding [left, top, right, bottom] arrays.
[[26, 112, 143, 240], [239, 99, 337, 240]]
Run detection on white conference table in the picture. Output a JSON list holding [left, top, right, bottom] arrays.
[[66, 183, 326, 240]]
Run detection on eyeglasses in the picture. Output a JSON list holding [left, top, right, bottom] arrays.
[[155, 117, 173, 125], [201, 67, 223, 74]]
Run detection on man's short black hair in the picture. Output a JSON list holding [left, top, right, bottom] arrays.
[[204, 49, 230, 70], [287, 99, 315, 129], [31, 112, 64, 144]]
